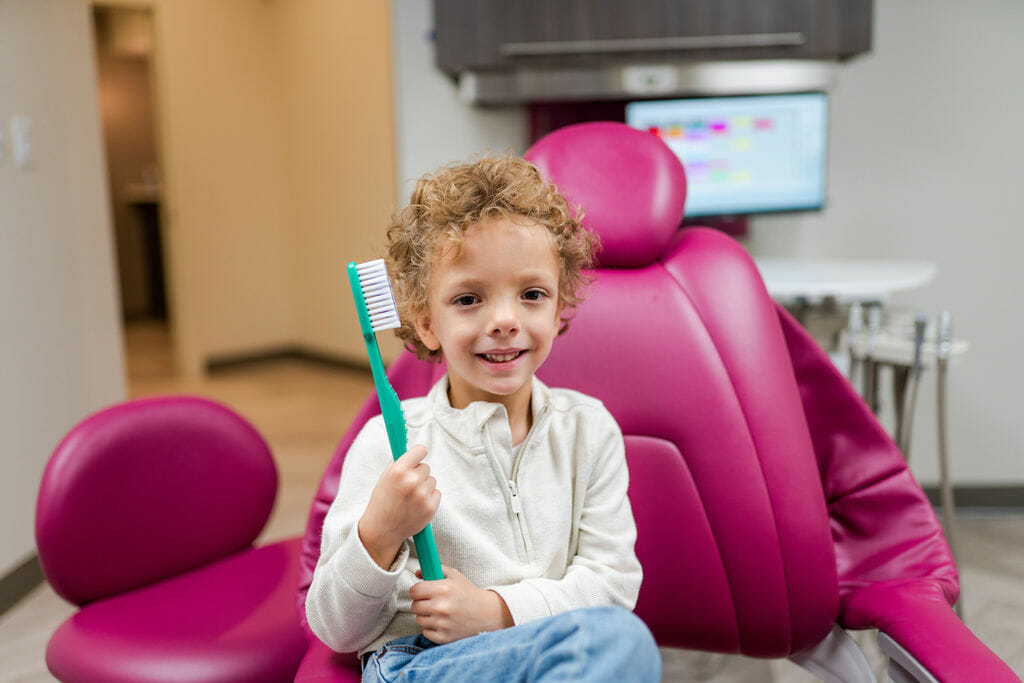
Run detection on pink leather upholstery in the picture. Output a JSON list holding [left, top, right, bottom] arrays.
[[295, 639, 363, 682], [36, 396, 308, 682], [535, 233, 839, 655], [780, 312, 1018, 680], [38, 396, 276, 605], [46, 540, 308, 682], [295, 122, 1016, 680], [524, 121, 686, 268]]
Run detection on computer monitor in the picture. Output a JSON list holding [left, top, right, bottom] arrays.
[[625, 92, 828, 217]]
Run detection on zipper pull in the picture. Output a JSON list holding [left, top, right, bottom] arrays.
[[508, 480, 523, 515]]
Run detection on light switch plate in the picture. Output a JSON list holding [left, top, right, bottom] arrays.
[[11, 114, 33, 169]]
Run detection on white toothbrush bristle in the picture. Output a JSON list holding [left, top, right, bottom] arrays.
[[356, 259, 401, 331]]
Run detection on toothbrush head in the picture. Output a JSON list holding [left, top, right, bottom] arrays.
[[348, 259, 401, 333]]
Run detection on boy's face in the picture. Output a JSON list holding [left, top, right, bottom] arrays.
[[414, 215, 562, 412]]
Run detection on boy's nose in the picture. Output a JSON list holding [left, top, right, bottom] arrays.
[[488, 301, 520, 336]]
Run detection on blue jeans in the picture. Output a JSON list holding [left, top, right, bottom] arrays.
[[361, 605, 660, 682]]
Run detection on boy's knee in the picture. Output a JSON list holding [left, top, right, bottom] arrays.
[[561, 606, 660, 681], [581, 606, 656, 648]]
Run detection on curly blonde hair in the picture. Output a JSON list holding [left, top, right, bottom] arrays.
[[385, 154, 598, 361]]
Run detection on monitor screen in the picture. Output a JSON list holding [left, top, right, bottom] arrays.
[[625, 93, 828, 217]]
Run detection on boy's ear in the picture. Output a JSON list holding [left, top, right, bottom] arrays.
[[413, 314, 442, 352]]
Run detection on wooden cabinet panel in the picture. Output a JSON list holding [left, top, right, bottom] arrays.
[[434, 0, 872, 74]]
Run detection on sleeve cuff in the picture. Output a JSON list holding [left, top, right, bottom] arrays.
[[489, 582, 552, 625], [336, 532, 410, 599]]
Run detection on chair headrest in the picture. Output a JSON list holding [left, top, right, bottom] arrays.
[[525, 121, 687, 268]]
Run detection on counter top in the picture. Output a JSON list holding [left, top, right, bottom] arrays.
[[754, 258, 937, 302]]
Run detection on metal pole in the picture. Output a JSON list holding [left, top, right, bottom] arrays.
[[935, 311, 962, 618], [863, 304, 882, 413], [847, 301, 864, 385], [898, 313, 928, 459]]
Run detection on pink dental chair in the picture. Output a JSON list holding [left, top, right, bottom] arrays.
[[36, 396, 309, 681], [34, 121, 1015, 682], [293, 122, 1017, 681]]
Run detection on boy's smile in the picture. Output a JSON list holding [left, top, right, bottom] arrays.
[[414, 215, 562, 428]]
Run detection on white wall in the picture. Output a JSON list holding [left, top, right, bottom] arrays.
[[392, 0, 1023, 487], [391, 0, 527, 202], [746, 0, 1024, 486], [0, 0, 126, 577]]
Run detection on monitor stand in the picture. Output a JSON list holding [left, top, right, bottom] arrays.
[[682, 214, 748, 238]]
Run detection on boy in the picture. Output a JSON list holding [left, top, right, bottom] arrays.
[[306, 155, 660, 682]]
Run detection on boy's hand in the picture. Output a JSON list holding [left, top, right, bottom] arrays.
[[358, 445, 440, 571], [409, 565, 514, 644]]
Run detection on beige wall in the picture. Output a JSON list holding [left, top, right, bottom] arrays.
[[278, 0, 401, 363], [0, 0, 126, 577], [129, 0, 399, 373], [150, 0, 294, 373]]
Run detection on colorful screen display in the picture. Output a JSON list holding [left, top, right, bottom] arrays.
[[625, 93, 828, 217]]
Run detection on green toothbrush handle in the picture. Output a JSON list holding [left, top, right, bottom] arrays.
[[411, 525, 444, 581], [365, 335, 445, 581]]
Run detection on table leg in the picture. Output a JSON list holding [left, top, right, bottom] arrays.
[[935, 311, 962, 617], [862, 358, 882, 414], [892, 365, 909, 454]]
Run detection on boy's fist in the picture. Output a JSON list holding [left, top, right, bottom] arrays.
[[409, 565, 515, 643], [358, 445, 441, 570]]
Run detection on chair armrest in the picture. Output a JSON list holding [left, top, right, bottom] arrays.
[[844, 582, 1018, 682]]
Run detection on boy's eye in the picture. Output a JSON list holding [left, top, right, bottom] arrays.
[[523, 289, 548, 301], [453, 295, 479, 307]]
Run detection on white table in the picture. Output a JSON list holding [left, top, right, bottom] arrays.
[[754, 258, 937, 303]]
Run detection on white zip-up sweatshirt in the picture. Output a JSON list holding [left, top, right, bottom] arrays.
[[306, 375, 642, 656]]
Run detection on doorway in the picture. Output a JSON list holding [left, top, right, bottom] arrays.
[[92, 4, 173, 372]]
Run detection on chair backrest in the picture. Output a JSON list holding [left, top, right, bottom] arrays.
[[297, 122, 839, 657], [36, 395, 278, 606]]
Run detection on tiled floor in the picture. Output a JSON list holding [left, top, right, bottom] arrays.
[[1, 321, 1021, 681]]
